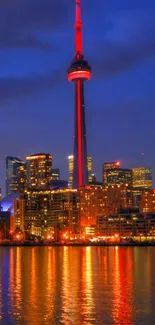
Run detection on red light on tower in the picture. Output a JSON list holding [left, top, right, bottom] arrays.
[[116, 162, 120, 166]]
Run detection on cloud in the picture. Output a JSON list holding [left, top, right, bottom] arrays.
[[0, 32, 54, 50], [89, 11, 155, 77], [0, 70, 64, 105], [0, 0, 72, 49]]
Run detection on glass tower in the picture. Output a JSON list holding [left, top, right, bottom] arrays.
[[6, 156, 26, 196], [26, 153, 52, 189]]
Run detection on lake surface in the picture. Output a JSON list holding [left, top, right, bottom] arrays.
[[0, 246, 155, 325]]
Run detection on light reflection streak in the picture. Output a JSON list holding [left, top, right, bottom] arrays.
[[14, 247, 22, 321], [0, 246, 154, 324], [81, 247, 95, 324], [45, 247, 56, 323], [112, 247, 134, 325], [61, 246, 71, 325], [30, 247, 36, 311]]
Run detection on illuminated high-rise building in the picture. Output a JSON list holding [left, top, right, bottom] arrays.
[[52, 168, 60, 181], [26, 153, 52, 189], [105, 168, 132, 187], [103, 161, 120, 186], [132, 167, 152, 189], [87, 156, 93, 183], [16, 189, 79, 236], [68, 155, 92, 188], [68, 0, 91, 188], [68, 155, 74, 188], [6, 156, 26, 196]]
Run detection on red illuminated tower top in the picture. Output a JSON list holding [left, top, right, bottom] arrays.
[[68, 0, 91, 82], [75, 0, 82, 58]]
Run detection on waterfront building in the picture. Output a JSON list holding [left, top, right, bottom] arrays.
[[140, 189, 155, 213], [103, 161, 120, 186], [0, 192, 20, 233], [14, 189, 79, 237], [14, 198, 25, 231], [68, 0, 91, 188], [79, 187, 105, 228], [0, 211, 11, 239], [6, 156, 26, 195], [132, 167, 152, 189], [96, 210, 155, 237], [104, 184, 133, 215], [26, 153, 52, 189]]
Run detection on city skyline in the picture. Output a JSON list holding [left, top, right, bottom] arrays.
[[0, 0, 154, 192]]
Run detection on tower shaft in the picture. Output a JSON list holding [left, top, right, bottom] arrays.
[[73, 80, 88, 188]]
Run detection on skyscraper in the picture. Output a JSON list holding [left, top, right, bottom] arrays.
[[6, 156, 26, 196], [87, 156, 93, 183], [132, 167, 152, 189], [68, 0, 91, 188], [26, 153, 52, 189], [68, 155, 74, 188], [105, 168, 132, 187], [68, 155, 92, 188], [103, 161, 120, 186], [52, 168, 60, 181]]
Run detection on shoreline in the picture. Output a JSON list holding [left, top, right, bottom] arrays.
[[0, 242, 155, 247]]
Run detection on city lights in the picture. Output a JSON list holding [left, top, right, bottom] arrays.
[[0, 0, 154, 247]]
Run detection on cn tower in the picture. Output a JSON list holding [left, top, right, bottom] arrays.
[[68, 0, 91, 189]]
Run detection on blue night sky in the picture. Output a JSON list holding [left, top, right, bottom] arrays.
[[0, 0, 155, 195]]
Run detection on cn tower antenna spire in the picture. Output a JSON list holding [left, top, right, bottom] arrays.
[[75, 0, 82, 58]]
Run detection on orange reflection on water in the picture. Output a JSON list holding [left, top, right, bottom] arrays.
[[80, 247, 95, 324], [61, 246, 71, 325], [45, 247, 56, 322], [112, 247, 134, 325], [30, 248, 36, 310], [12, 247, 22, 322]]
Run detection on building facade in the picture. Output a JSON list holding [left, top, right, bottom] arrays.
[[103, 161, 120, 186], [96, 211, 155, 237], [6, 156, 26, 195], [140, 189, 155, 213], [79, 187, 105, 228], [26, 153, 52, 189], [87, 156, 92, 183], [103, 184, 133, 216], [52, 168, 60, 181], [132, 167, 152, 189], [14, 198, 25, 231], [105, 168, 132, 188], [15, 189, 79, 237], [68, 155, 74, 188]]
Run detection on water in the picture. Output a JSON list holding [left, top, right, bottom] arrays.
[[0, 246, 155, 325]]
